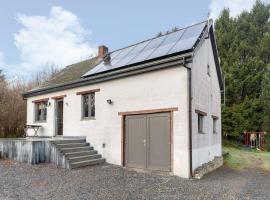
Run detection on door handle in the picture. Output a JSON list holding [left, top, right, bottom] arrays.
[[142, 139, 146, 147]]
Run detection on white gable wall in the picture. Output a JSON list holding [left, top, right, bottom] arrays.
[[191, 36, 222, 170], [27, 66, 191, 178]]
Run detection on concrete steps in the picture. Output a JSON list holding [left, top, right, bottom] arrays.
[[68, 154, 102, 162], [56, 143, 89, 148], [70, 158, 106, 169], [65, 150, 98, 157], [53, 139, 86, 144], [52, 139, 105, 169], [60, 146, 94, 153]]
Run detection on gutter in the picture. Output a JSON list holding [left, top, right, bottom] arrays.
[[183, 58, 193, 179]]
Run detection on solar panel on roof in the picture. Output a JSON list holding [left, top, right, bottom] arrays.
[[146, 29, 185, 60], [87, 45, 136, 75], [110, 45, 135, 65], [87, 50, 123, 75], [82, 21, 207, 77], [168, 22, 206, 54], [112, 40, 151, 69], [127, 35, 167, 65]]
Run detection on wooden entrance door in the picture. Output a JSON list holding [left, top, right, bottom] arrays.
[[55, 99, 63, 136]]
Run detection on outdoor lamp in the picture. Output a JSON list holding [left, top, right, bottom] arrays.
[[107, 99, 113, 105]]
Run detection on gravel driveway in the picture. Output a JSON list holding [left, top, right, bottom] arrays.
[[0, 159, 269, 200]]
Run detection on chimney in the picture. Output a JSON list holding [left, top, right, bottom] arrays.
[[98, 45, 108, 58]]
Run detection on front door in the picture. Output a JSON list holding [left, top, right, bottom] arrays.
[[55, 99, 63, 136], [125, 112, 171, 171]]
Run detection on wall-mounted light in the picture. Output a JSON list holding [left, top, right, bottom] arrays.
[[107, 99, 113, 105], [47, 102, 51, 107], [65, 102, 69, 106]]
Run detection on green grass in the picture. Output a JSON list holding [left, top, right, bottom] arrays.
[[223, 141, 270, 171]]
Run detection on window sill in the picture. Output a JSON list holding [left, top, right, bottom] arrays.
[[81, 117, 96, 121], [34, 120, 47, 124], [198, 131, 206, 134]]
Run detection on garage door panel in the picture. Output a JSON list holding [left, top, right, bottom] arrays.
[[125, 112, 171, 172], [147, 113, 171, 171], [125, 115, 147, 169]]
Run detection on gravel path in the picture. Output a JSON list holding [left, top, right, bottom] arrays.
[[0, 159, 269, 200]]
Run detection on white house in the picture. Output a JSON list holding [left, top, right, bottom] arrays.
[[23, 20, 223, 178]]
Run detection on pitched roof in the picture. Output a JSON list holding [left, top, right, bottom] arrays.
[[83, 21, 207, 77], [37, 57, 99, 89], [23, 20, 223, 98]]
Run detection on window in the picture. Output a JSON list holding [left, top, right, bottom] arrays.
[[195, 109, 207, 134], [198, 114, 204, 133], [35, 101, 48, 122], [207, 64, 210, 76], [82, 93, 95, 119], [213, 116, 218, 134]]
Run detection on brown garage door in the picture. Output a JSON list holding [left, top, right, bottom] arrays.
[[125, 112, 171, 171]]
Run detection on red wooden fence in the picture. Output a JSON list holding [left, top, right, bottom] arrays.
[[243, 132, 267, 150]]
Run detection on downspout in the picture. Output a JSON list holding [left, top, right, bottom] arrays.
[[183, 57, 193, 178]]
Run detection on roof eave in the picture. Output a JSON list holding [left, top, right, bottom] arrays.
[[209, 25, 224, 91]]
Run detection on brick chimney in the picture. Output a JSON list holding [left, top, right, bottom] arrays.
[[98, 45, 108, 58]]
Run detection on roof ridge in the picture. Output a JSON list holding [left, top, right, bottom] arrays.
[[108, 20, 208, 54]]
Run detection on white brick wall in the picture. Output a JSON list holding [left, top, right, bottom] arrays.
[[191, 37, 222, 170], [27, 66, 191, 178]]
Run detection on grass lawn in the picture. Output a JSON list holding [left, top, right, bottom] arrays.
[[223, 140, 270, 171]]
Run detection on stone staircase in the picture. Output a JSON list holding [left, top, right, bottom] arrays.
[[52, 139, 105, 169]]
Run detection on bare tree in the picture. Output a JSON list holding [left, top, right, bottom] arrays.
[[0, 67, 59, 138]]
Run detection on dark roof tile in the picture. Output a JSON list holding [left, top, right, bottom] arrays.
[[39, 57, 99, 89]]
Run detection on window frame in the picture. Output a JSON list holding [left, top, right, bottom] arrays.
[[34, 101, 48, 123], [207, 64, 211, 76], [198, 114, 204, 134], [195, 109, 207, 134], [81, 92, 95, 120], [212, 116, 218, 134]]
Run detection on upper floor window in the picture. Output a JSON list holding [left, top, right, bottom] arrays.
[[82, 93, 95, 119], [35, 101, 48, 122]]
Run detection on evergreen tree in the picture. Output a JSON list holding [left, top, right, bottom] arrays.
[[215, 0, 270, 138]]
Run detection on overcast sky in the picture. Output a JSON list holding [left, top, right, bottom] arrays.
[[0, 0, 265, 79]]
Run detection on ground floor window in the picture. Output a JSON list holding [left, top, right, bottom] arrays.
[[212, 116, 218, 134], [195, 109, 207, 134], [35, 101, 48, 122], [82, 93, 95, 119], [198, 114, 204, 133]]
